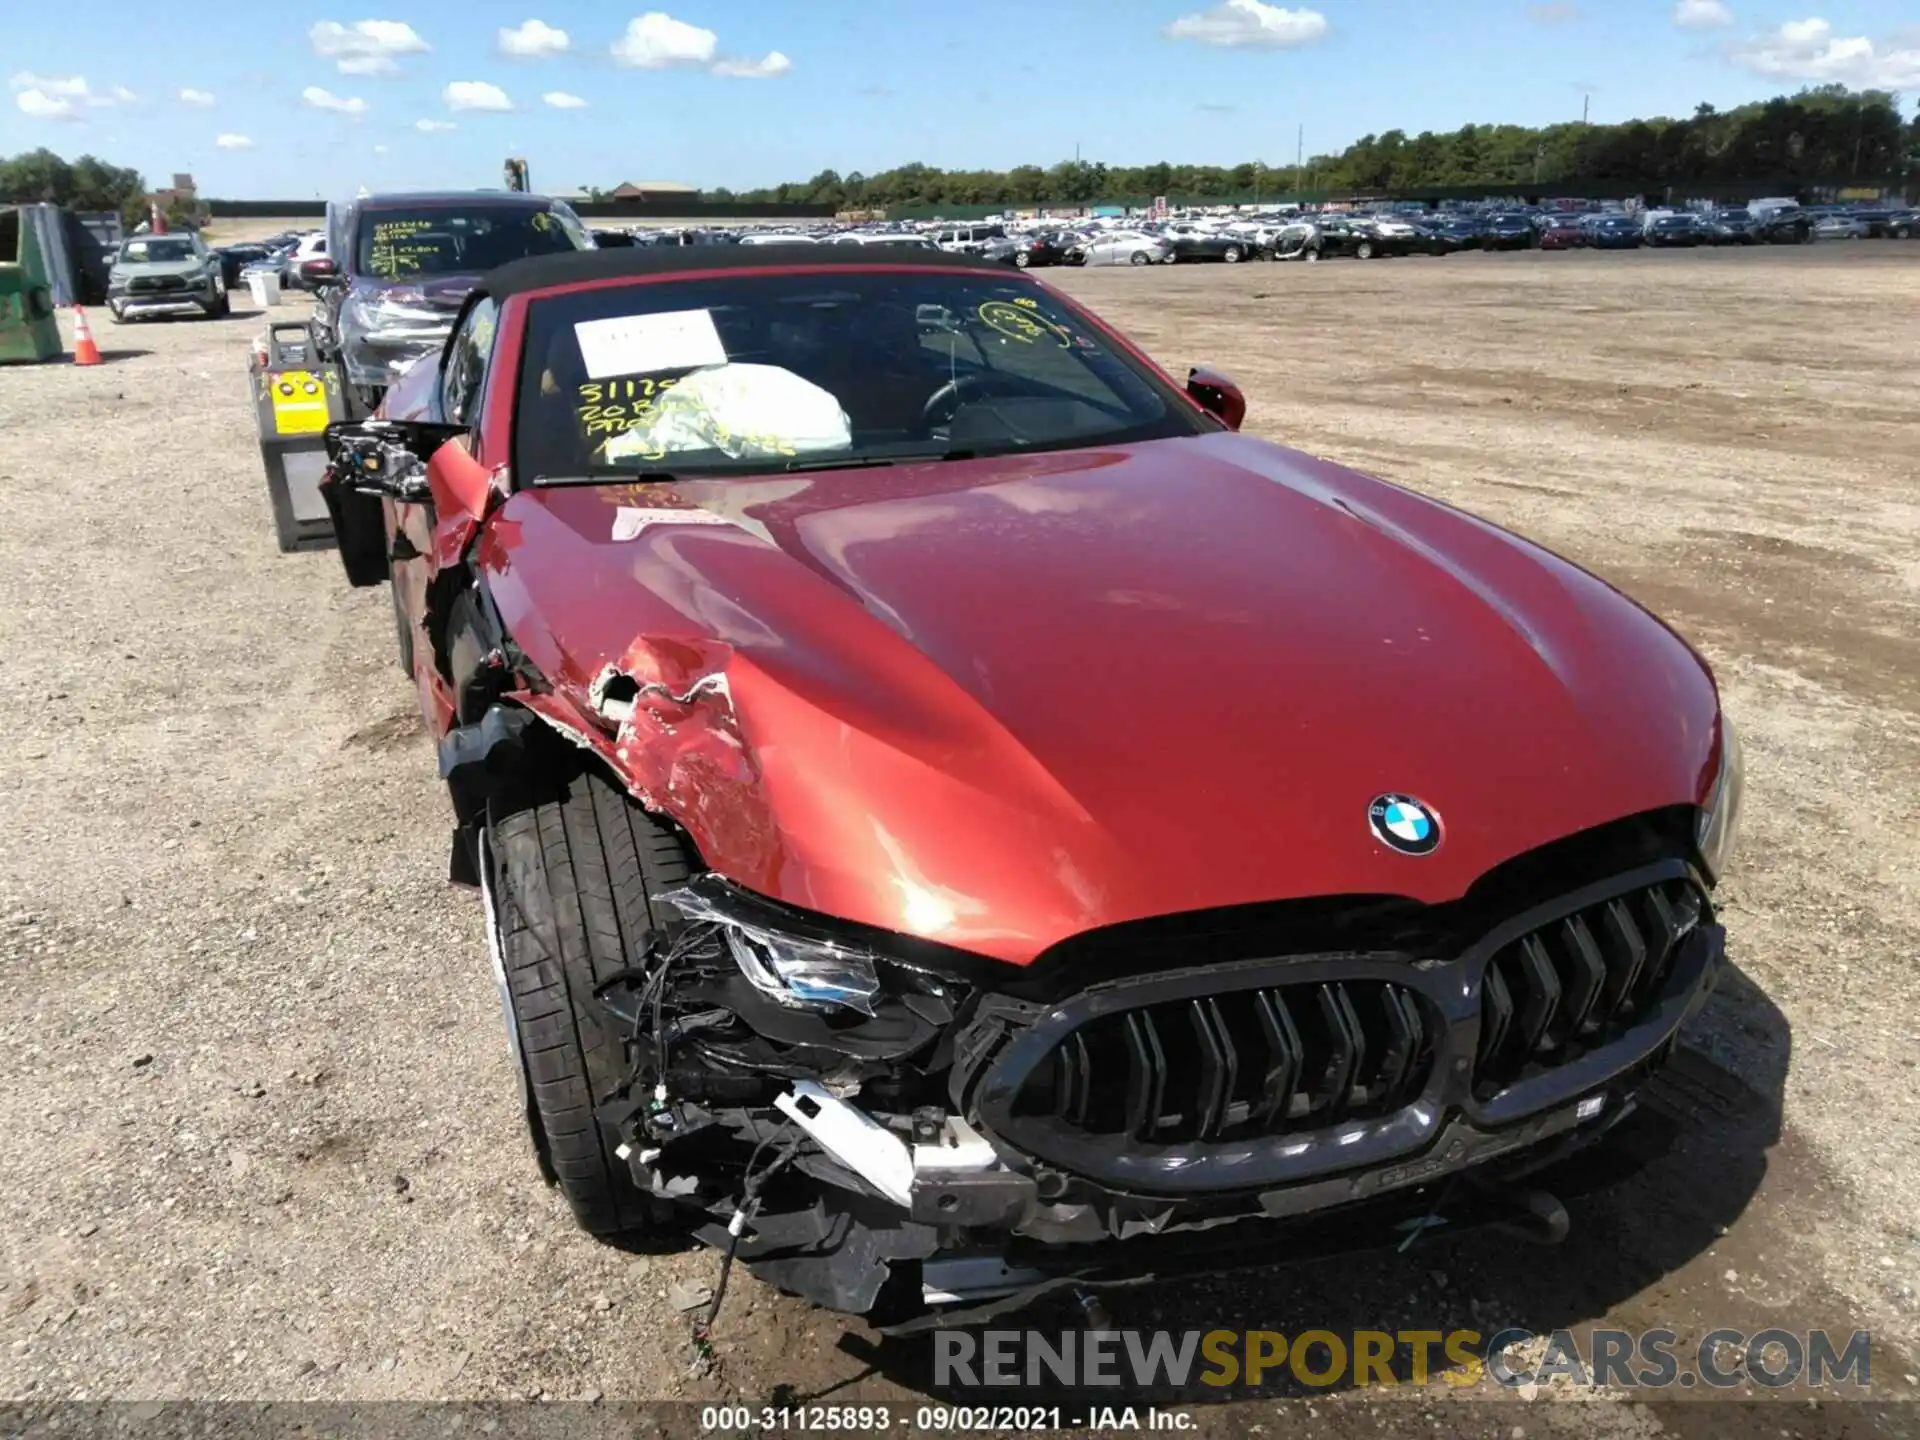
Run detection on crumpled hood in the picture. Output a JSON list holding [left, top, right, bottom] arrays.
[[479, 432, 1720, 965]]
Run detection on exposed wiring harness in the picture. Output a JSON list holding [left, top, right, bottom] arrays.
[[692, 1121, 804, 1357], [590, 918, 723, 1110]]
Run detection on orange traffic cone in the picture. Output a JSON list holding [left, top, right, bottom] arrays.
[[72, 307, 102, 367]]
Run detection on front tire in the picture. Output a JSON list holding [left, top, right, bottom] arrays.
[[390, 564, 415, 675], [1223, 245, 1242, 263], [487, 766, 695, 1236], [1129, 249, 1151, 266], [1303, 247, 1321, 263], [1355, 240, 1375, 260]]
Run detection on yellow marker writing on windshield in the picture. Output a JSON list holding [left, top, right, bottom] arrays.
[[977, 300, 1071, 347]]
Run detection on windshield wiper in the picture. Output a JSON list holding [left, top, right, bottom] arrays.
[[537, 450, 985, 485], [784, 448, 978, 472], [530, 467, 687, 486]]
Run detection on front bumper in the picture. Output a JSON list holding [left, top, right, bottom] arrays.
[[110, 280, 219, 316], [594, 849, 1721, 1316]]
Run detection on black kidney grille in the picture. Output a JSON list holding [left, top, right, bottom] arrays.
[[1474, 879, 1701, 1097], [1013, 981, 1434, 1144]]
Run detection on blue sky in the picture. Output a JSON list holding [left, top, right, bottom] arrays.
[[5, 1, 1916, 196]]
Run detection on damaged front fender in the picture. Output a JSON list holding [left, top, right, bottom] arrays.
[[489, 631, 786, 892]]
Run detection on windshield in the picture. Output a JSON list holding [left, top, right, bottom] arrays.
[[515, 270, 1208, 482], [119, 238, 196, 263], [355, 205, 583, 279]]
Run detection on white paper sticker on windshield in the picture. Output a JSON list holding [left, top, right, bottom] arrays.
[[610, 506, 737, 542], [575, 310, 727, 381]]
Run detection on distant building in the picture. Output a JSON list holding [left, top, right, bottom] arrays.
[[608, 180, 698, 201], [152, 171, 198, 212]]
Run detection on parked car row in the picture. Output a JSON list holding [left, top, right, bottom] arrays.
[[201, 194, 1912, 317], [586, 198, 1911, 268]]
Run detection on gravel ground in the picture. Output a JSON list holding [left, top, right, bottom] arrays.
[[2, 246, 1917, 1433]]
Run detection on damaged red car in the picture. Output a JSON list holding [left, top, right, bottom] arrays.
[[319, 247, 1743, 1323]]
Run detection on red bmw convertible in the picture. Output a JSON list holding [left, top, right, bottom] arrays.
[[320, 246, 1742, 1320]]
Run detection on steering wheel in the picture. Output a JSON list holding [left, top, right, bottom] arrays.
[[917, 370, 1029, 435]]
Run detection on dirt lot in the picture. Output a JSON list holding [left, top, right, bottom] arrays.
[[2, 247, 1917, 1432]]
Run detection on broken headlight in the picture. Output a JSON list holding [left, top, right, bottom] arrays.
[[661, 881, 882, 1016], [1696, 714, 1744, 884]]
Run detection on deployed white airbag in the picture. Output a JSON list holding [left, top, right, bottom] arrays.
[[604, 362, 852, 463]]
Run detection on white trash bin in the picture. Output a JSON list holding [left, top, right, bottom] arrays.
[[247, 271, 282, 307]]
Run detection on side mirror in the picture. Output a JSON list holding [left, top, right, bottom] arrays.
[[1187, 365, 1247, 431], [322, 419, 465, 501], [300, 258, 340, 287]]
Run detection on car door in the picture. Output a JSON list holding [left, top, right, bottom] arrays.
[[391, 295, 499, 705]]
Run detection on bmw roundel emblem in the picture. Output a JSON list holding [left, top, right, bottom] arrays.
[[1369, 794, 1441, 856]]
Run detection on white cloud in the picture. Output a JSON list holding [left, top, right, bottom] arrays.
[[444, 80, 513, 111], [1732, 17, 1920, 88], [8, 72, 137, 113], [178, 86, 216, 106], [9, 72, 88, 97], [302, 85, 369, 116], [1673, 0, 1733, 28], [542, 90, 589, 108], [215, 133, 254, 149], [373, 143, 390, 153], [16, 89, 79, 121], [1526, 2, 1580, 23], [499, 18, 569, 57], [1163, 0, 1328, 48], [415, 117, 457, 132], [712, 50, 791, 78], [308, 19, 430, 76], [611, 12, 718, 67]]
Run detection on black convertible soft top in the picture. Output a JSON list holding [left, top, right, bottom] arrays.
[[483, 242, 1008, 300]]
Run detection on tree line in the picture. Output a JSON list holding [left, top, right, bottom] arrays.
[[0, 149, 157, 227], [6, 84, 1915, 222], [705, 86, 1918, 209]]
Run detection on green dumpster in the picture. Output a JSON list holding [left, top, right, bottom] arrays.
[[0, 207, 64, 364]]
